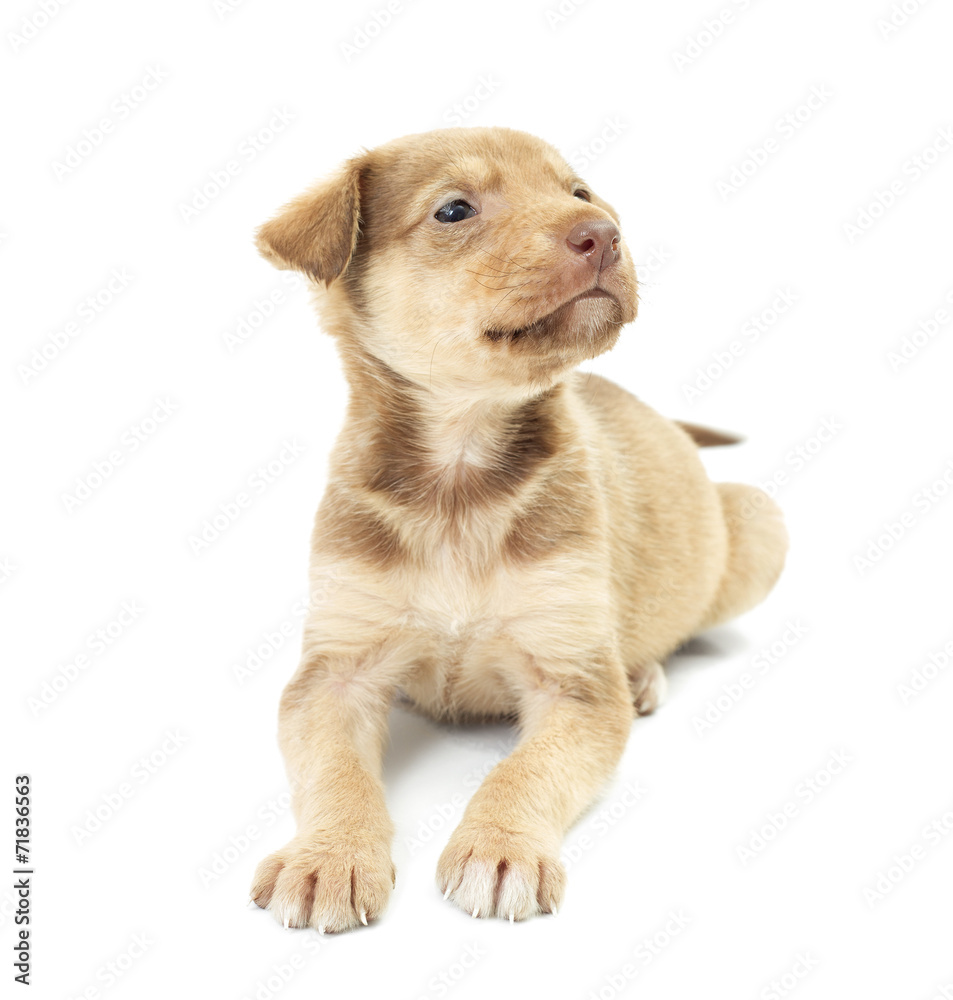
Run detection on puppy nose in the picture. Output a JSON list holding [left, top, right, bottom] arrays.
[[566, 218, 621, 271]]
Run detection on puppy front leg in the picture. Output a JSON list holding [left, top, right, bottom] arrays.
[[438, 654, 633, 920], [251, 649, 399, 933]]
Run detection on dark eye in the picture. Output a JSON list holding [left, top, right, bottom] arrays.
[[435, 199, 477, 223], [573, 189, 591, 202]]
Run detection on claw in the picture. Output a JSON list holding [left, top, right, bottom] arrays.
[[443, 885, 452, 900], [472, 907, 480, 919], [509, 911, 514, 924], [317, 924, 326, 935], [551, 902, 558, 916], [359, 909, 368, 926], [283, 916, 290, 929]]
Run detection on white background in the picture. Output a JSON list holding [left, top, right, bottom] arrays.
[[3, 0, 953, 998]]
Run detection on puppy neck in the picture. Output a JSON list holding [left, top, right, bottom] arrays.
[[337, 348, 566, 511]]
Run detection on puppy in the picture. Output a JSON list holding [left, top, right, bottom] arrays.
[[249, 127, 787, 931]]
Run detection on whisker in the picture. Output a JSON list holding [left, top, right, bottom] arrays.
[[499, 250, 536, 272], [484, 282, 530, 327], [465, 272, 528, 291], [468, 260, 519, 275], [475, 247, 539, 272]]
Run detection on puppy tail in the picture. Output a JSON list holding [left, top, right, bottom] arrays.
[[675, 420, 744, 447]]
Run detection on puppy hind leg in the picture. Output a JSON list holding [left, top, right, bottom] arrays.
[[627, 660, 667, 716], [699, 482, 788, 631]]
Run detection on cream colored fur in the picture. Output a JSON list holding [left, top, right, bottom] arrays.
[[248, 127, 788, 931]]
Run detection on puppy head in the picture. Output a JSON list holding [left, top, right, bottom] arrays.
[[256, 127, 638, 395]]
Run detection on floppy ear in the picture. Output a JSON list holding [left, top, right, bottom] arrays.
[[255, 158, 363, 283]]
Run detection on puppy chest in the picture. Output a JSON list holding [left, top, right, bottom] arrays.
[[389, 553, 612, 657], [399, 557, 516, 639]]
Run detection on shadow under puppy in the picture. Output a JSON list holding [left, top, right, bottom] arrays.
[[249, 127, 787, 931]]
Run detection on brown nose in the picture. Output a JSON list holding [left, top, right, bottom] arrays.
[[566, 217, 621, 272]]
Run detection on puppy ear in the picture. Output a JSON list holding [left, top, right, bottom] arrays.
[[255, 158, 363, 283]]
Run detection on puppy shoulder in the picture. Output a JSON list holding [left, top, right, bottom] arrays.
[[568, 370, 656, 425], [567, 371, 700, 461]]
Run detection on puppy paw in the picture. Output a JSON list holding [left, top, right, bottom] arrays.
[[251, 836, 395, 933], [437, 823, 565, 921], [629, 660, 667, 715]]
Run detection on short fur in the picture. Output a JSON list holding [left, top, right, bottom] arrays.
[[249, 127, 787, 931]]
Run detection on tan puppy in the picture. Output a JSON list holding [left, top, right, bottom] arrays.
[[249, 127, 787, 932]]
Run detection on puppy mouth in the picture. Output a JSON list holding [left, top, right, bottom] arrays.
[[572, 288, 615, 303], [484, 287, 621, 343]]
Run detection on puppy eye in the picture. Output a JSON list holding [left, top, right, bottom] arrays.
[[573, 189, 591, 202], [435, 199, 477, 223]]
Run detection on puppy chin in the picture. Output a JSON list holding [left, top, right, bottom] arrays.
[[485, 292, 630, 362], [564, 295, 630, 352]]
